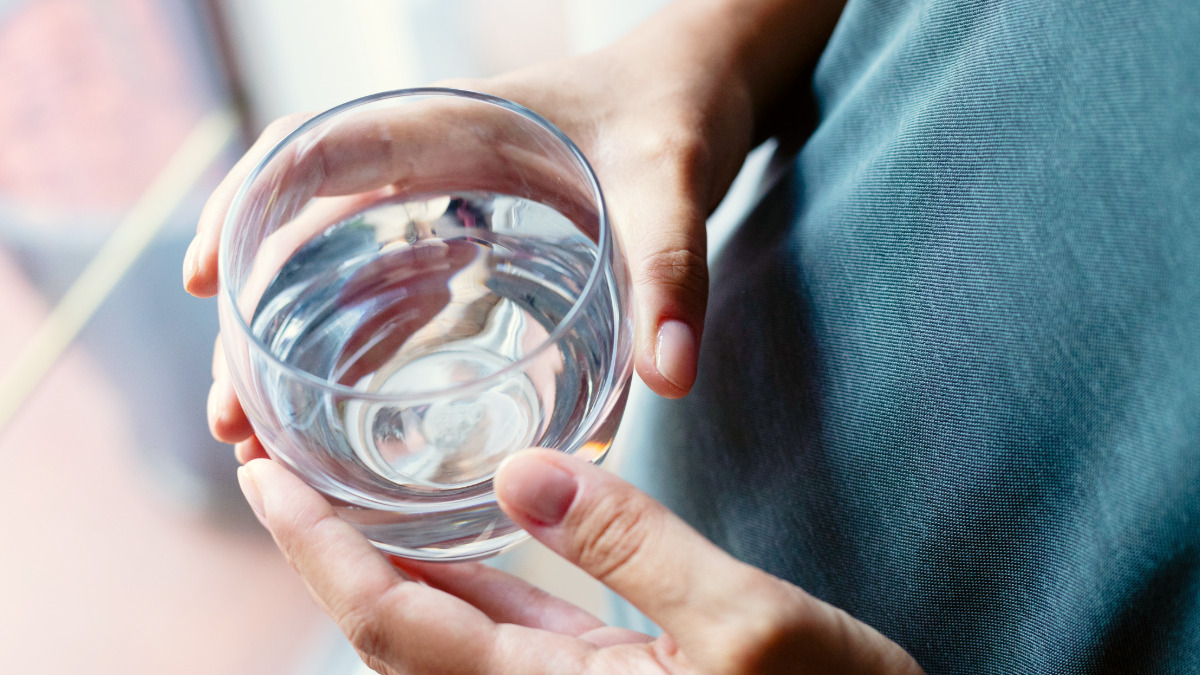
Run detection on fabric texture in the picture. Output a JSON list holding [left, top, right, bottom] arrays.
[[638, 0, 1200, 671]]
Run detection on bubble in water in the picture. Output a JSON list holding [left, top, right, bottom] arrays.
[[343, 348, 539, 488]]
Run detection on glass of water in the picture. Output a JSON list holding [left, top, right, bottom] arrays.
[[218, 88, 634, 561]]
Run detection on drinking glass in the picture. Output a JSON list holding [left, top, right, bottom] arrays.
[[218, 88, 633, 561]]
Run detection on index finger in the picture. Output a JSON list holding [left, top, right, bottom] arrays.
[[242, 458, 600, 674], [239, 459, 500, 671], [184, 95, 602, 299], [185, 112, 314, 297]]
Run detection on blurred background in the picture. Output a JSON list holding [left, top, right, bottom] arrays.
[[0, 0, 770, 672]]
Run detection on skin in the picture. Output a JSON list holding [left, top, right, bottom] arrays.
[[186, 0, 926, 671]]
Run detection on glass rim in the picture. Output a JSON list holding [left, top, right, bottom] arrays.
[[218, 87, 614, 403]]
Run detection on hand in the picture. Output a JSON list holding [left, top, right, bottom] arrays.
[[185, 0, 850, 450], [185, 24, 752, 406], [186, 1, 910, 671], [237, 448, 923, 674]]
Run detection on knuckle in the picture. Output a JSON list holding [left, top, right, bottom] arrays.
[[336, 582, 414, 669], [341, 607, 390, 666], [714, 583, 818, 673], [276, 504, 345, 571], [722, 620, 798, 672], [637, 247, 709, 300], [631, 125, 709, 174], [570, 490, 654, 583]]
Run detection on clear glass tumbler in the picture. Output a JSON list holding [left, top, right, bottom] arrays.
[[218, 89, 633, 561]]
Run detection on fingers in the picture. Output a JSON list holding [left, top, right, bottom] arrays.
[[188, 96, 710, 405], [186, 113, 315, 297], [619, 200, 706, 399], [233, 434, 268, 465], [393, 559, 609, 637], [184, 103, 604, 300], [237, 459, 502, 672], [494, 449, 796, 653], [206, 378, 252, 443], [242, 459, 605, 674], [208, 334, 253, 443], [478, 72, 718, 399], [576, 626, 658, 648], [601, 137, 710, 399], [495, 449, 927, 674]]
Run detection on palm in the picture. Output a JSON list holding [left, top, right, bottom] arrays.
[[240, 455, 920, 675], [368, 559, 682, 674]]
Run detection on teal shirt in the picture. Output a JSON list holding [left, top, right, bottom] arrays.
[[644, 0, 1200, 671]]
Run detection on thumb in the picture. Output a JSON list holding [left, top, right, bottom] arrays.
[[494, 449, 926, 674], [494, 448, 786, 650], [606, 166, 708, 399]]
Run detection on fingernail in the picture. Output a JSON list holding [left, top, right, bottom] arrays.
[[237, 465, 268, 528], [655, 319, 697, 391], [496, 453, 578, 527], [182, 236, 199, 288]]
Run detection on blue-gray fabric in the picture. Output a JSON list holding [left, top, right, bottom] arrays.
[[643, 0, 1200, 671]]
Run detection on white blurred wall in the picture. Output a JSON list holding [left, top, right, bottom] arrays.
[[219, 0, 671, 127]]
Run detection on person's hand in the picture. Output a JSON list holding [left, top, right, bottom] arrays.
[[185, 20, 751, 406], [184, 0, 849, 452], [237, 447, 923, 674], [184, 1, 916, 671]]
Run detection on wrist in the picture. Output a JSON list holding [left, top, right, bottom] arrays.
[[629, 0, 846, 137]]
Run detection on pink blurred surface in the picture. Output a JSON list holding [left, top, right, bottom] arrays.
[[0, 0, 200, 216], [0, 251, 327, 674], [0, 1, 331, 672]]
